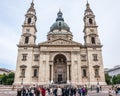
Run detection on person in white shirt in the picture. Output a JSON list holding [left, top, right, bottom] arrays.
[[57, 86, 62, 96]]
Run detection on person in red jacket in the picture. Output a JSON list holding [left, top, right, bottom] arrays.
[[41, 87, 46, 96]]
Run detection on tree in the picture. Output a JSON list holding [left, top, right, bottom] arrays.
[[117, 74, 120, 84], [112, 74, 120, 84], [0, 73, 14, 85], [105, 73, 112, 85]]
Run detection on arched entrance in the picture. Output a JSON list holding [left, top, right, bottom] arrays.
[[53, 54, 67, 84]]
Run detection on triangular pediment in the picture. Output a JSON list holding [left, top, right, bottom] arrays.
[[39, 39, 81, 46]]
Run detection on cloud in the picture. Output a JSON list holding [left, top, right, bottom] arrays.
[[0, 0, 120, 70], [0, 23, 19, 70]]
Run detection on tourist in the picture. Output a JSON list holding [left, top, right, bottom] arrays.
[[34, 87, 40, 96], [108, 88, 113, 96], [57, 86, 62, 96], [75, 87, 80, 96], [115, 86, 118, 95], [26, 88, 30, 96], [81, 86, 86, 96], [29, 87, 35, 96], [41, 87, 46, 96], [53, 87, 57, 96], [96, 85, 99, 93], [50, 87, 53, 96], [45, 88, 50, 96], [17, 88, 22, 96], [78, 86, 82, 96], [21, 87, 26, 96], [72, 87, 76, 96], [84, 85, 88, 95]]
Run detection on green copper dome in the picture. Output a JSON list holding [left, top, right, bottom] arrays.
[[50, 21, 70, 31], [50, 10, 70, 31]]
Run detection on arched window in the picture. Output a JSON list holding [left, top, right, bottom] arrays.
[[91, 37, 95, 44], [34, 69, 37, 77], [83, 69, 87, 77], [89, 18, 93, 24], [95, 69, 99, 76], [21, 69, 25, 76], [25, 37, 29, 44], [28, 18, 31, 24]]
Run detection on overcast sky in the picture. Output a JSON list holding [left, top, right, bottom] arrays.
[[0, 0, 120, 70]]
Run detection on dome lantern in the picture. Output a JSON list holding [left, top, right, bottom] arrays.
[[56, 10, 64, 21]]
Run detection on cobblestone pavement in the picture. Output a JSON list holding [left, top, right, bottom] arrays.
[[0, 89, 120, 96], [0, 89, 16, 96], [88, 91, 120, 96]]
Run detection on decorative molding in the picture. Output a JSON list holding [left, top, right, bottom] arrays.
[[19, 76, 25, 78], [32, 65, 39, 68], [81, 65, 88, 68], [93, 65, 100, 68], [39, 39, 81, 46], [20, 65, 27, 68]]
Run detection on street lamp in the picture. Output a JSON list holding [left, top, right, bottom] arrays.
[[21, 78, 23, 85], [97, 78, 99, 85]]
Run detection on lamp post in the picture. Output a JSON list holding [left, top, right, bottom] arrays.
[[97, 78, 99, 85], [21, 78, 23, 85]]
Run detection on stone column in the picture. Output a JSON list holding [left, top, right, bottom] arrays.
[[49, 61, 53, 84], [51, 64, 53, 83], [49, 65, 51, 82], [67, 65, 69, 83]]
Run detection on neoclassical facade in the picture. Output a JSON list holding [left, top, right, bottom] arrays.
[[14, 1, 106, 86]]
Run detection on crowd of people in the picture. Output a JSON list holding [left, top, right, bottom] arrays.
[[17, 85, 88, 96], [108, 86, 120, 96], [16, 84, 120, 96]]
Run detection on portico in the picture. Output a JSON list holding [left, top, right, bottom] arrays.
[[49, 54, 71, 84]]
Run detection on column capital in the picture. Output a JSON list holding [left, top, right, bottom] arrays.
[[67, 61, 71, 65], [49, 61, 53, 65]]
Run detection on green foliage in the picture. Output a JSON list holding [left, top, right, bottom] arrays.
[[105, 73, 112, 85], [105, 73, 120, 85], [0, 73, 14, 85], [112, 74, 120, 84]]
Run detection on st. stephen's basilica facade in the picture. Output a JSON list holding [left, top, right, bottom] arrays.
[[14, 1, 106, 86]]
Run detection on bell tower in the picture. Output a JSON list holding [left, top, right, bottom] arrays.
[[19, 1, 37, 45], [83, 1, 101, 46]]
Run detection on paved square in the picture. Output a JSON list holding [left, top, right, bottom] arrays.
[[0, 89, 120, 96]]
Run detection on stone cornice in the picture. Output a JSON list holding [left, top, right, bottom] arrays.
[[38, 39, 82, 47], [20, 65, 27, 68], [81, 44, 103, 48], [32, 65, 39, 68], [83, 25, 98, 32], [17, 44, 39, 48], [38, 44, 81, 47], [22, 24, 37, 32], [22, 33, 36, 38], [93, 65, 100, 68], [17, 42, 102, 49], [81, 65, 88, 68]]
